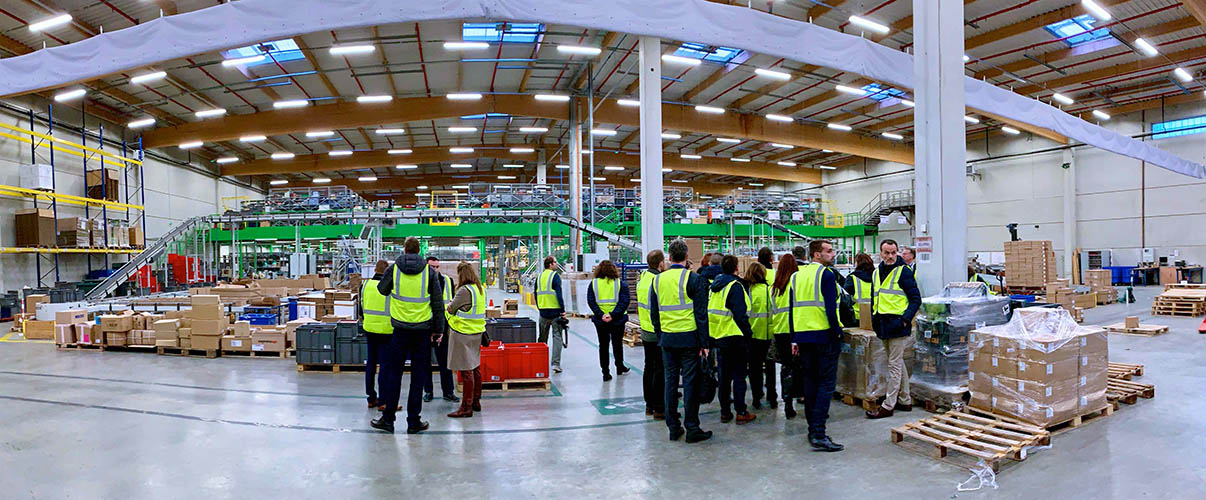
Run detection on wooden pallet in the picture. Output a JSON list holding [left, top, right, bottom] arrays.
[[1106, 379, 1155, 408], [1108, 362, 1144, 380], [57, 343, 156, 352], [1104, 323, 1169, 336], [1151, 305, 1205, 317], [222, 349, 288, 358], [622, 334, 642, 347], [835, 392, 879, 412], [1164, 283, 1206, 290], [156, 346, 221, 358], [295, 363, 364, 371], [1004, 286, 1046, 296], [967, 404, 1113, 434], [478, 377, 551, 392], [890, 410, 1050, 473]]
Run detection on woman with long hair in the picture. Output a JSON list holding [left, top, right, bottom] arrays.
[[587, 260, 631, 381], [744, 262, 776, 410], [771, 252, 800, 418], [445, 262, 487, 417]]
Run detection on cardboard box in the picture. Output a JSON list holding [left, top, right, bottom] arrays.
[[106, 333, 128, 347], [23, 319, 54, 339], [129, 226, 144, 247], [54, 324, 75, 344], [222, 335, 252, 351], [191, 294, 221, 306], [99, 315, 134, 333], [1124, 316, 1140, 329], [156, 338, 178, 347], [189, 303, 224, 320], [55, 309, 88, 325], [502, 299, 519, 317], [191, 334, 220, 350], [74, 323, 96, 344], [250, 332, 286, 352], [231, 321, 251, 336], [178, 327, 192, 339], [178, 337, 192, 349], [486, 306, 502, 319], [24, 294, 49, 315], [191, 319, 228, 335], [15, 208, 56, 247]]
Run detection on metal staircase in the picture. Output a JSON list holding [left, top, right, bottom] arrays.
[[747, 214, 810, 241], [84, 216, 207, 300], [859, 189, 915, 226], [551, 215, 642, 252]]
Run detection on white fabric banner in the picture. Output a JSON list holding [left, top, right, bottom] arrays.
[[1, 0, 1199, 177]]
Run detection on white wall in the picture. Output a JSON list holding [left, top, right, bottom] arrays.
[[818, 101, 1206, 275], [0, 97, 262, 292]]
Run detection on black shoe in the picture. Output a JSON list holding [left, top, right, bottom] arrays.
[[603, 373, 613, 382], [669, 427, 685, 441], [768, 398, 779, 409], [370, 418, 394, 434], [685, 430, 713, 443], [720, 413, 734, 423], [618, 366, 631, 375], [894, 403, 913, 412], [422, 393, 433, 403], [443, 394, 461, 403], [406, 421, 430, 434], [865, 406, 894, 419], [752, 399, 763, 410], [367, 398, 378, 408], [784, 402, 797, 420], [809, 435, 844, 452]]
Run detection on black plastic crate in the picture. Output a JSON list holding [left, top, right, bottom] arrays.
[[296, 323, 337, 350], [297, 348, 335, 365]]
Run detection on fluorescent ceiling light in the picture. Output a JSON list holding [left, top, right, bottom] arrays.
[[53, 89, 86, 102], [179, 141, 202, 149], [818, 165, 837, 170], [582, 150, 593, 155], [662, 168, 673, 172], [963, 55, 970, 62], [827, 123, 852, 131], [519, 127, 549, 133], [271, 152, 295, 160], [29, 14, 72, 32], [1133, 38, 1159, 57], [239, 135, 266, 142], [591, 129, 618, 136], [822, 149, 833, 152], [503, 164, 525, 168], [447, 93, 483, 100], [662, 54, 702, 66], [555, 164, 570, 169], [1173, 67, 1193, 82], [447, 127, 476, 133], [617, 99, 640, 107], [312, 177, 331, 184], [450, 164, 472, 169], [306, 131, 334, 138], [510, 147, 535, 153], [671, 179, 689, 184], [357, 95, 393, 103], [453, 185, 471, 189], [730, 158, 751, 162], [770, 143, 793, 149], [749, 183, 764, 187], [534, 94, 570, 102], [777, 161, 797, 167], [716, 137, 740, 143], [680, 154, 701, 160], [754, 68, 791, 80], [964, 115, 980, 124], [901, 99, 915, 107], [590, 177, 606, 181], [330, 44, 375, 55], [604, 166, 624, 171], [329, 150, 353, 156], [216, 157, 238, 164], [881, 132, 904, 140], [396, 164, 418, 170], [416, 185, 428, 189], [1081, 0, 1112, 21], [1001, 126, 1021, 135], [128, 118, 156, 129], [1092, 110, 1111, 120], [557, 45, 601, 56], [695, 105, 725, 114], [632, 178, 642, 183], [848, 15, 890, 34], [196, 109, 227, 118], [273, 99, 309, 109], [766, 114, 793, 123], [1051, 93, 1074, 105], [269, 179, 288, 185], [444, 41, 490, 50], [358, 176, 377, 182], [376, 128, 406, 135], [449, 147, 475, 153], [498, 175, 517, 180], [661, 132, 682, 140], [834, 85, 866, 96], [222, 55, 265, 67], [388, 149, 412, 155], [130, 71, 166, 85]]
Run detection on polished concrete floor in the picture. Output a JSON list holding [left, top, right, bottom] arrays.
[[1, 286, 1202, 498]]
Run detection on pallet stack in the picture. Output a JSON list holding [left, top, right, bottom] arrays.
[[1084, 269, 1118, 304], [1151, 288, 1206, 316], [622, 321, 642, 347], [1004, 240, 1057, 293]]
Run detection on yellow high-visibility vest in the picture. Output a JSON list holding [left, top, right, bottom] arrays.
[[636, 270, 656, 332], [851, 275, 873, 320], [536, 269, 561, 310], [389, 263, 433, 323], [708, 280, 749, 339], [654, 268, 695, 333], [789, 263, 834, 332], [872, 265, 908, 315], [447, 284, 486, 334], [749, 282, 772, 341], [361, 278, 392, 334]]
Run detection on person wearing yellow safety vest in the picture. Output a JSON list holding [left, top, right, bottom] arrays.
[[650, 239, 713, 444], [770, 253, 799, 417], [422, 257, 460, 404], [757, 246, 776, 285], [865, 239, 922, 420], [371, 237, 446, 435], [587, 260, 631, 382], [967, 265, 997, 295], [637, 250, 667, 420], [535, 256, 568, 373], [445, 262, 488, 418], [843, 253, 876, 323], [360, 260, 393, 410], [786, 240, 845, 452], [708, 255, 756, 425], [744, 262, 776, 412]]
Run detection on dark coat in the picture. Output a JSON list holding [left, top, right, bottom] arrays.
[[376, 254, 446, 333], [587, 277, 630, 326]]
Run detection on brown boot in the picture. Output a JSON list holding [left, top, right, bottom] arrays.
[[448, 371, 474, 418], [471, 366, 483, 412]]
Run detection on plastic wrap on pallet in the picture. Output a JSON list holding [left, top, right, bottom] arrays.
[[911, 283, 1011, 395], [836, 329, 888, 400], [967, 307, 1108, 426]]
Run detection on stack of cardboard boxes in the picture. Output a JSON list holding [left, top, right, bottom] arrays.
[[189, 295, 227, 350], [1004, 240, 1057, 290], [55, 217, 95, 248], [1043, 279, 1087, 322], [1084, 269, 1118, 304], [968, 307, 1108, 427], [14, 208, 56, 248]]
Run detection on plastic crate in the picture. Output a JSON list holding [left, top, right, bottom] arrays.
[[239, 313, 278, 325], [479, 342, 506, 382], [505, 342, 549, 379]]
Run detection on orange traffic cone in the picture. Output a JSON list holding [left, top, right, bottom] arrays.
[[489, 299, 495, 307]]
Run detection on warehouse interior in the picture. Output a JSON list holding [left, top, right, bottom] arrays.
[[2, 0, 1206, 497]]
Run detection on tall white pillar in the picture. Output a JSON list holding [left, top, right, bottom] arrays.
[[569, 100, 583, 265], [638, 36, 664, 257], [1062, 148, 1077, 281], [913, 0, 967, 292], [537, 149, 547, 185]]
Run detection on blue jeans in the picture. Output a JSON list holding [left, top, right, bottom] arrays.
[[795, 339, 841, 438], [380, 328, 432, 427], [365, 332, 390, 402], [662, 347, 702, 433]]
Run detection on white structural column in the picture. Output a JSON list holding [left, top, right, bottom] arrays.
[[537, 150, 547, 185], [1063, 148, 1077, 279], [569, 100, 583, 264], [638, 36, 664, 256], [912, 0, 967, 292]]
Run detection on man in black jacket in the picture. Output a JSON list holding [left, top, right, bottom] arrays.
[[866, 239, 922, 419], [372, 237, 445, 434], [650, 239, 712, 444]]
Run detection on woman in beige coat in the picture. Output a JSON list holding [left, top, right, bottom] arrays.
[[446, 262, 486, 417]]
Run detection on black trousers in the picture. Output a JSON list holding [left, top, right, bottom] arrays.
[[748, 337, 776, 402], [795, 339, 842, 438], [774, 333, 796, 401], [594, 320, 625, 375], [663, 346, 702, 432], [717, 337, 749, 415], [365, 332, 391, 402], [423, 330, 455, 397], [642, 341, 665, 413], [381, 329, 432, 427]]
